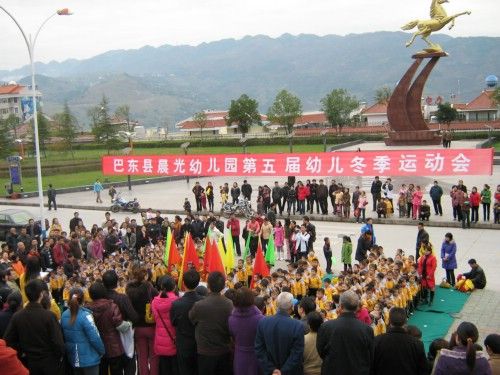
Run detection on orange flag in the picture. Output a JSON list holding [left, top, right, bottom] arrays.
[[208, 238, 225, 274], [178, 233, 199, 289], [203, 237, 213, 274], [251, 240, 270, 288], [168, 236, 181, 268]]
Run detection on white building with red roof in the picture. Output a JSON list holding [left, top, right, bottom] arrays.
[[176, 110, 268, 135], [461, 90, 498, 122], [361, 102, 388, 126], [0, 82, 42, 121]]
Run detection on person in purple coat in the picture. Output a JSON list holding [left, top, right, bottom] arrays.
[[440, 232, 457, 287], [433, 322, 491, 375], [229, 287, 264, 375]]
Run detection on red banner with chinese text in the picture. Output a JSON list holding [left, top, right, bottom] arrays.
[[102, 149, 493, 177]]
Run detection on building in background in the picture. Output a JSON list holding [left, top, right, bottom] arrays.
[[0, 82, 42, 121]]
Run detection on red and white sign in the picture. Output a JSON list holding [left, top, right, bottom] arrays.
[[102, 149, 493, 177]]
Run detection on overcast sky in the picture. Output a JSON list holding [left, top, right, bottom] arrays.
[[0, 0, 497, 70]]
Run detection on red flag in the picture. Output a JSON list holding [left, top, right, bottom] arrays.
[[168, 236, 181, 268], [183, 233, 199, 272], [208, 238, 225, 274], [203, 237, 212, 274], [251, 240, 270, 288]]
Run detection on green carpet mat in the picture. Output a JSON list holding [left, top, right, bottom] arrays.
[[409, 287, 470, 352]]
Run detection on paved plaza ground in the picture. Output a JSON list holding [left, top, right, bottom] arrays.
[[0, 139, 498, 343]]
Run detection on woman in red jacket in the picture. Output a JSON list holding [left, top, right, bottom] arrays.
[[469, 186, 481, 223], [418, 243, 437, 307], [297, 181, 310, 215]]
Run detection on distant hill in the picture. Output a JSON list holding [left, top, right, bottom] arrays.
[[1, 32, 498, 129]]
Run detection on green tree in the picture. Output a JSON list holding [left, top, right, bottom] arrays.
[[5, 114, 20, 139], [193, 111, 208, 140], [115, 104, 132, 132], [436, 102, 458, 128], [0, 118, 12, 159], [267, 89, 303, 134], [54, 102, 79, 158], [226, 94, 261, 137], [374, 86, 393, 104], [321, 89, 359, 134], [90, 96, 121, 155], [492, 87, 500, 105]]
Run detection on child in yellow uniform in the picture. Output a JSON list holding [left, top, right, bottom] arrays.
[[323, 278, 335, 302], [308, 268, 322, 296], [245, 257, 253, 287], [236, 259, 247, 284], [315, 288, 327, 311], [264, 295, 276, 316], [291, 272, 307, 301]]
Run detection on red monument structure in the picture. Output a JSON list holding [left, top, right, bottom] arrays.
[[385, 52, 445, 146]]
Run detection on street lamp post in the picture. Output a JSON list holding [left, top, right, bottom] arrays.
[[0, 6, 71, 233], [180, 142, 190, 183]]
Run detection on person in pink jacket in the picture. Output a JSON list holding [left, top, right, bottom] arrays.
[[274, 221, 285, 261], [90, 234, 104, 260], [412, 185, 424, 220], [151, 276, 179, 375]]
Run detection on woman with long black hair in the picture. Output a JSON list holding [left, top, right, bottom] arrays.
[[433, 322, 491, 374]]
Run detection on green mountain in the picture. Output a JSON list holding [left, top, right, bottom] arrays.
[[1, 32, 498, 129]]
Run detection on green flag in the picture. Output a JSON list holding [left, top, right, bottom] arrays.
[[265, 232, 276, 266], [242, 235, 251, 260]]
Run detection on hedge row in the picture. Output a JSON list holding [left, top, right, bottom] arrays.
[[71, 134, 388, 150]]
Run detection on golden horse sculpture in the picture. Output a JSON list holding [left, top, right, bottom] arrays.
[[402, 0, 471, 53]]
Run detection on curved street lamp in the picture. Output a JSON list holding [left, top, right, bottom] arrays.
[[0, 6, 72, 233]]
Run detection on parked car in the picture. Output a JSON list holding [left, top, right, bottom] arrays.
[[0, 209, 35, 241]]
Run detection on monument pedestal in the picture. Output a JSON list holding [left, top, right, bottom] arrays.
[[385, 52, 446, 146], [385, 130, 442, 146]]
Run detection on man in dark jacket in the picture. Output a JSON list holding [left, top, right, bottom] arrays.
[[103, 270, 138, 375], [372, 307, 428, 375], [317, 290, 374, 375], [190, 214, 205, 240], [415, 222, 430, 260], [5, 228, 18, 252], [69, 212, 81, 233], [463, 259, 487, 289], [189, 271, 233, 375], [272, 181, 282, 212], [47, 184, 57, 211], [317, 179, 329, 215], [255, 292, 305, 375], [371, 176, 382, 212], [4, 279, 65, 375], [241, 180, 252, 201], [171, 269, 204, 375], [192, 182, 204, 212], [280, 182, 290, 215], [355, 231, 372, 263], [429, 181, 443, 216]]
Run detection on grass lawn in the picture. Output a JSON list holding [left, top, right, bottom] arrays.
[[494, 141, 500, 151], [7, 144, 326, 192], [8, 144, 326, 166], [14, 171, 147, 193]]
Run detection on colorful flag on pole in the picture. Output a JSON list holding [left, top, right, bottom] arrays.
[[242, 235, 251, 260], [210, 238, 225, 274], [177, 233, 199, 289], [168, 235, 181, 268], [163, 227, 172, 266], [265, 232, 276, 266], [251, 239, 270, 288], [224, 231, 235, 274]]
